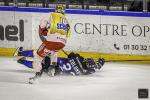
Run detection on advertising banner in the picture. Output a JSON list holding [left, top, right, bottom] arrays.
[[66, 14, 150, 55], [0, 11, 32, 48], [0, 8, 150, 55]]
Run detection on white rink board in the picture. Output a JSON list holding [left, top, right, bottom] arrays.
[[0, 9, 150, 55], [0, 11, 32, 49], [66, 14, 150, 55]]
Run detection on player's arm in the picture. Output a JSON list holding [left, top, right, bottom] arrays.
[[39, 14, 51, 36]]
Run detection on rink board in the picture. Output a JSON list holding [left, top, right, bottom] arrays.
[[0, 7, 150, 62], [1, 48, 150, 63]]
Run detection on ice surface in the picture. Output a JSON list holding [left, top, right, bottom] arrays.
[[0, 57, 150, 100]]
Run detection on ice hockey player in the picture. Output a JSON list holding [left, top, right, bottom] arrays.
[[16, 50, 105, 76], [14, 4, 71, 84], [55, 52, 105, 75]]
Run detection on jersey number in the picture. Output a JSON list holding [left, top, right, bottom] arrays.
[[57, 17, 68, 30]]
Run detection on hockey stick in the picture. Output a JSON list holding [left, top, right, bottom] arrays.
[[61, 49, 69, 56], [106, 59, 150, 62]]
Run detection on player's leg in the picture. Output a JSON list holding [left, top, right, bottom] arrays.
[[41, 55, 51, 72], [47, 51, 57, 76], [29, 44, 46, 84], [44, 41, 65, 76], [40, 53, 61, 76], [17, 57, 33, 68], [17, 54, 53, 73], [29, 54, 43, 84], [14, 47, 34, 57]]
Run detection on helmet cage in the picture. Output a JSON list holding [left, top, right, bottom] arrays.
[[55, 5, 65, 14]]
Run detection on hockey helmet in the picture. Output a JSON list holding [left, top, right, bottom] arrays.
[[55, 4, 65, 14]]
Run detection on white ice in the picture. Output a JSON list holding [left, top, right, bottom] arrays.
[[0, 57, 150, 100]]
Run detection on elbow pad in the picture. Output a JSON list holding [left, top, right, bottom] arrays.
[[39, 26, 48, 36]]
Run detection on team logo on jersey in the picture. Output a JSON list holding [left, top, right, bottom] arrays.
[[57, 17, 68, 32]]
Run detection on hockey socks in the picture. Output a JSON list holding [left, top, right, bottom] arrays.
[[21, 50, 34, 57], [23, 60, 33, 68], [17, 57, 33, 68], [14, 47, 34, 57]]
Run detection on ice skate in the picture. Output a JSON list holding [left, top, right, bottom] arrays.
[[47, 66, 55, 76], [17, 57, 26, 64], [29, 77, 39, 84], [29, 72, 42, 84], [13, 47, 23, 56]]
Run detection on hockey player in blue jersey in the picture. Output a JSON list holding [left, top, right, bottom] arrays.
[[15, 47, 105, 76]]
